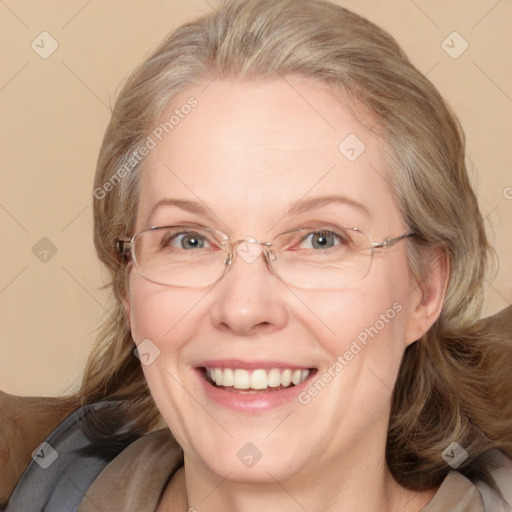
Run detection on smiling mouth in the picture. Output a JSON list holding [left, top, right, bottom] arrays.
[[200, 367, 316, 393]]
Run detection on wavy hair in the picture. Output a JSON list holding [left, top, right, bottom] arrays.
[[72, 0, 512, 492]]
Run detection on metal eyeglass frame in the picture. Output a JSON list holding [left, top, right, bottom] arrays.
[[116, 225, 414, 288]]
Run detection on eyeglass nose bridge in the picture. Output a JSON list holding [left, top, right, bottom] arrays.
[[224, 236, 275, 270]]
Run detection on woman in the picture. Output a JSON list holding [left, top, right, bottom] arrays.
[[2, 0, 511, 510]]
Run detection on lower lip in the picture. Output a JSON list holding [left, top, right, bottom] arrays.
[[195, 368, 316, 413]]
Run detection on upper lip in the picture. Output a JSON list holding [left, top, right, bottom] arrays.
[[196, 359, 315, 370]]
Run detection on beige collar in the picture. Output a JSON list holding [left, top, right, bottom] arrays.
[[420, 471, 484, 511], [78, 429, 183, 511]]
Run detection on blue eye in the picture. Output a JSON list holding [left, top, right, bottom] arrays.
[[162, 231, 208, 250], [178, 233, 205, 249], [302, 230, 344, 250]]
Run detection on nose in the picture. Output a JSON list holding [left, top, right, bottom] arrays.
[[209, 240, 289, 337]]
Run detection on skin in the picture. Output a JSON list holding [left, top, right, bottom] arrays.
[[124, 77, 448, 511]]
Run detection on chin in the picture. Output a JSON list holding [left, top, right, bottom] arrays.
[[189, 436, 312, 484]]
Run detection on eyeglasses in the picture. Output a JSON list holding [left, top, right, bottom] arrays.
[[116, 224, 414, 289]]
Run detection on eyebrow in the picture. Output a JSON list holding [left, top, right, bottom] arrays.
[[147, 198, 214, 223], [286, 194, 371, 218], [147, 195, 372, 235], [147, 194, 371, 226]]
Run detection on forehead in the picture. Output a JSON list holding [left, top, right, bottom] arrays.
[[136, 78, 402, 234]]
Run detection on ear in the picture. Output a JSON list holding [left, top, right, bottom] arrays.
[[404, 247, 449, 346]]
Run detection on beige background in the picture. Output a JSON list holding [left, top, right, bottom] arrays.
[[1, 0, 511, 397]]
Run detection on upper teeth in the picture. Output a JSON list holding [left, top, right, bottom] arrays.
[[206, 368, 310, 390]]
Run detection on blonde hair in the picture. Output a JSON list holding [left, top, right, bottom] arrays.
[[75, 0, 512, 491]]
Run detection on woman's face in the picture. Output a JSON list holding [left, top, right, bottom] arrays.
[[126, 77, 432, 484]]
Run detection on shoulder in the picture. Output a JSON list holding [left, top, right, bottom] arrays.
[[421, 450, 512, 512], [1, 392, 142, 512], [77, 428, 183, 511], [476, 449, 512, 512]]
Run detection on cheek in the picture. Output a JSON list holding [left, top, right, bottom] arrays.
[[129, 288, 167, 344], [304, 255, 412, 387], [127, 273, 202, 346], [127, 276, 204, 409], [312, 286, 408, 354]]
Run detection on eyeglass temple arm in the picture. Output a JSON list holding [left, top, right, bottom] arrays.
[[372, 231, 414, 250]]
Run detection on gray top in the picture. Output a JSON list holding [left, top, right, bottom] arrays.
[[5, 401, 140, 512]]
